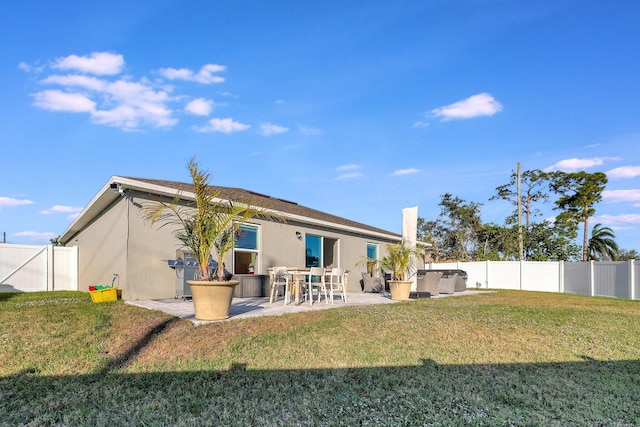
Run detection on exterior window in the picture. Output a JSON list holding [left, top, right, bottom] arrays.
[[234, 224, 259, 274], [366, 243, 378, 275]]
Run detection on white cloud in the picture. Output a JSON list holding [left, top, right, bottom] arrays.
[[275, 99, 285, 104], [185, 98, 213, 116], [338, 172, 364, 180], [13, 231, 57, 242], [431, 93, 503, 120], [19, 62, 45, 73], [606, 165, 640, 179], [42, 74, 108, 91], [0, 197, 34, 207], [593, 213, 640, 226], [157, 64, 226, 84], [337, 164, 361, 171], [259, 122, 289, 136], [544, 157, 620, 172], [298, 125, 323, 136], [40, 205, 83, 215], [93, 79, 176, 129], [392, 168, 420, 176], [195, 117, 250, 133], [26, 53, 237, 131], [52, 52, 124, 75], [413, 121, 429, 128], [35, 75, 177, 129], [33, 90, 96, 112], [602, 189, 640, 203]]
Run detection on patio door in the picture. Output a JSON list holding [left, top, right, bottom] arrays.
[[305, 234, 339, 268]]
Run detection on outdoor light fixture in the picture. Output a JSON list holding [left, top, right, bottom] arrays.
[[110, 183, 125, 196], [296, 231, 302, 240]]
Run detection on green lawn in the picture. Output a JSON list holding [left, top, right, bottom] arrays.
[[1, 290, 639, 426]]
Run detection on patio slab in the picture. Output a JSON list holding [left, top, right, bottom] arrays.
[[126, 290, 485, 325]]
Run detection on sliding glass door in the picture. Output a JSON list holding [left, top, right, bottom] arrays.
[[305, 234, 339, 268]]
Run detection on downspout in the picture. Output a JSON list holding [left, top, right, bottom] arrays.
[[125, 190, 131, 300]]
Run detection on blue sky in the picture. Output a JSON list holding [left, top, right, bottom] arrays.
[[1, 0, 639, 251]]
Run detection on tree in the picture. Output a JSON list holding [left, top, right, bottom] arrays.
[[550, 171, 608, 261], [420, 194, 484, 261], [587, 224, 618, 261], [617, 248, 639, 261], [492, 169, 550, 229], [417, 218, 444, 262], [477, 223, 518, 261], [524, 221, 581, 261], [49, 236, 64, 246]]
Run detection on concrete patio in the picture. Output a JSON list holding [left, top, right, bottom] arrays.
[[126, 290, 485, 325]]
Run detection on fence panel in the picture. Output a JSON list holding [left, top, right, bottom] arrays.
[[52, 246, 78, 291], [427, 260, 636, 300], [487, 261, 521, 289], [635, 261, 639, 300], [0, 244, 47, 292], [0, 244, 78, 292], [458, 262, 488, 289], [593, 262, 629, 299], [562, 262, 590, 295], [522, 262, 560, 292]]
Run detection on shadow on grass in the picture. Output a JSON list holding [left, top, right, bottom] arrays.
[[0, 286, 23, 299], [98, 317, 181, 374], [2, 358, 639, 425]]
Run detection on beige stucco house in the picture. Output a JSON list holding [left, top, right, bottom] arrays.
[[59, 176, 401, 300]]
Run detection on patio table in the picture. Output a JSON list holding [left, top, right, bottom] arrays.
[[268, 268, 349, 306]]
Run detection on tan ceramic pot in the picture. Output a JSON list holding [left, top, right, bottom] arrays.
[[388, 280, 412, 301], [187, 280, 239, 320]]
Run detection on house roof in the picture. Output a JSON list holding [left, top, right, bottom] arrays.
[[60, 176, 401, 243]]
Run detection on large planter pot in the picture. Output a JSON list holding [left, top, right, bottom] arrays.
[[388, 280, 412, 301], [187, 280, 240, 320]]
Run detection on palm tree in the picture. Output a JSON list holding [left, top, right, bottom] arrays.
[[587, 224, 618, 261], [143, 157, 274, 281], [380, 239, 423, 280]]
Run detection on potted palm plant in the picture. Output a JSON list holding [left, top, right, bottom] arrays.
[[381, 239, 422, 301], [144, 157, 269, 320]]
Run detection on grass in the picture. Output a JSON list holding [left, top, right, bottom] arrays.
[[1, 290, 639, 426]]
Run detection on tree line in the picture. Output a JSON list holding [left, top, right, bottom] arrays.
[[418, 169, 638, 262]]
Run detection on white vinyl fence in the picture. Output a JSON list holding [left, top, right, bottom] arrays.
[[428, 260, 638, 300], [0, 243, 78, 292]]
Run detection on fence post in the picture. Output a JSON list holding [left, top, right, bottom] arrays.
[[589, 260, 595, 297], [630, 259, 635, 300], [519, 259, 524, 290], [559, 260, 564, 293], [485, 260, 490, 289], [47, 245, 54, 291]]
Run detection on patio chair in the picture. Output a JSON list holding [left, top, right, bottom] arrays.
[[270, 266, 291, 304], [438, 273, 457, 294], [328, 268, 347, 303], [303, 267, 328, 305], [416, 271, 442, 298]]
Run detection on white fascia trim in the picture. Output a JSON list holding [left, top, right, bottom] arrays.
[[272, 210, 400, 241], [60, 179, 117, 242], [118, 177, 401, 241], [64, 176, 400, 243]]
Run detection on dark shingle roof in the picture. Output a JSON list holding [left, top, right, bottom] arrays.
[[127, 177, 399, 239]]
